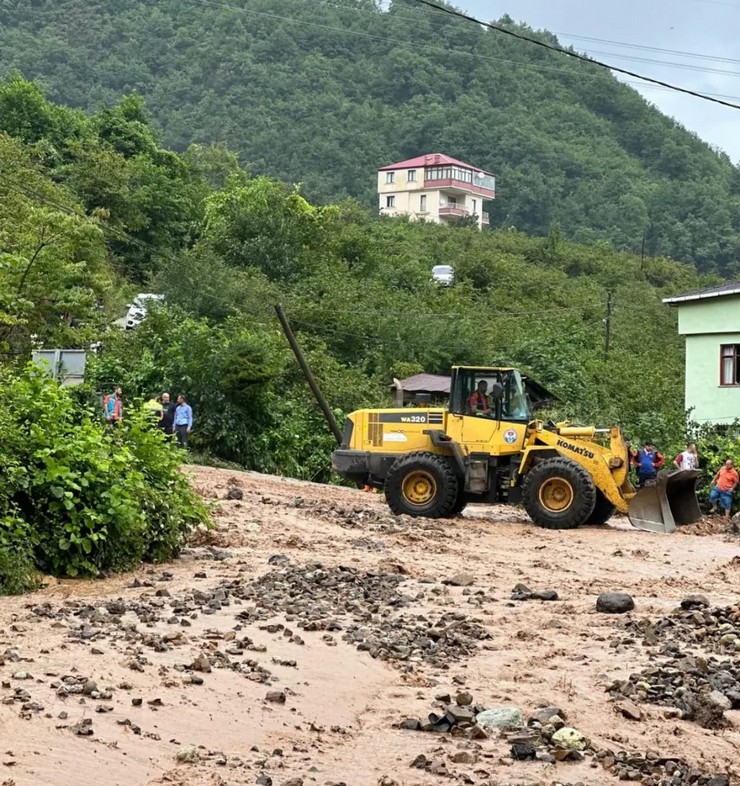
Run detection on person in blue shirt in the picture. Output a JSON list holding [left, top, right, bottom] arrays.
[[174, 394, 193, 448], [630, 440, 665, 488]]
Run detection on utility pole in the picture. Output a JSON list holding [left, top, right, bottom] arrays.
[[604, 291, 613, 360], [274, 304, 344, 446]]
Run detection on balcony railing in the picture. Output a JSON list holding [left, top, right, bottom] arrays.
[[438, 204, 470, 217], [438, 204, 488, 224], [425, 169, 496, 196]]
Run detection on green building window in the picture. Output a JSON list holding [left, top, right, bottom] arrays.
[[720, 344, 740, 385]]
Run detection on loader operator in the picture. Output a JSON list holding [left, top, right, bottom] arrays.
[[632, 441, 665, 488], [468, 380, 492, 416]]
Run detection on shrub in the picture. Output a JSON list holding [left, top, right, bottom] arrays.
[[0, 367, 210, 590]]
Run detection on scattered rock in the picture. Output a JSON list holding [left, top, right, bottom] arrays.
[[531, 589, 559, 601], [511, 584, 558, 601], [72, 719, 94, 737], [551, 727, 589, 751], [175, 744, 200, 763], [681, 594, 710, 609], [511, 742, 537, 760], [265, 690, 286, 704], [596, 592, 635, 614], [226, 486, 243, 500], [616, 699, 642, 721], [530, 706, 564, 725], [191, 653, 212, 673], [445, 572, 474, 587], [476, 707, 524, 731]]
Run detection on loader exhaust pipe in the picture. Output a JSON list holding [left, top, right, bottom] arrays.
[[628, 469, 702, 534]]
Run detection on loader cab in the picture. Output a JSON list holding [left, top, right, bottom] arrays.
[[449, 366, 532, 423]]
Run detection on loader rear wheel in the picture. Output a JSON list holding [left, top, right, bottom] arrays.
[[522, 457, 596, 529], [386, 453, 459, 518], [586, 490, 616, 525]]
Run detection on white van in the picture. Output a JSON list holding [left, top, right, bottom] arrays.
[[432, 265, 454, 286], [125, 294, 164, 329]]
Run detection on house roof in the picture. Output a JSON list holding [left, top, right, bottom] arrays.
[[662, 282, 740, 305], [378, 153, 495, 176], [396, 373, 451, 394]]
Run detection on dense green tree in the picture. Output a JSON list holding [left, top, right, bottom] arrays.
[[0, 2, 738, 271]]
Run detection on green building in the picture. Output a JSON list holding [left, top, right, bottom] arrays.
[[663, 283, 740, 425]]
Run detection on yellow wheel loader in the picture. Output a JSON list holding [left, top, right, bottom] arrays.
[[331, 366, 701, 533]]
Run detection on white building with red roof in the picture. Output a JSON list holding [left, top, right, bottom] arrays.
[[377, 153, 495, 228]]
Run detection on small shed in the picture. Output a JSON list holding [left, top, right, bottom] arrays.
[[32, 349, 86, 387], [392, 372, 557, 410]]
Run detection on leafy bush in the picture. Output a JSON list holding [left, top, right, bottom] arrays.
[[0, 367, 209, 592]]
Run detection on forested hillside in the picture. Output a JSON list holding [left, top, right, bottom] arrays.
[[0, 0, 739, 272], [0, 76, 713, 483]]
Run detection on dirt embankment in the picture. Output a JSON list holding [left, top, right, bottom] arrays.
[[0, 466, 738, 786]]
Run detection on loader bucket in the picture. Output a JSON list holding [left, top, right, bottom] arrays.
[[628, 469, 702, 534]]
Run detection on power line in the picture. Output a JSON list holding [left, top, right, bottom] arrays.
[[553, 32, 740, 67], [327, 0, 740, 73], [582, 48, 740, 78], [159, 0, 740, 110], [411, 0, 740, 111]]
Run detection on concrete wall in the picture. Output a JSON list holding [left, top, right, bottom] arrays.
[[678, 295, 740, 335], [685, 332, 740, 424]]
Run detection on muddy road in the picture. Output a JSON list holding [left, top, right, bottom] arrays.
[[0, 466, 738, 786]]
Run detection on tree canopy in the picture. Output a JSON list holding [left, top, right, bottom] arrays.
[[0, 0, 738, 273], [0, 75, 719, 486]]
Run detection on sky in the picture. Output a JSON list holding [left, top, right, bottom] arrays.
[[462, 0, 740, 163]]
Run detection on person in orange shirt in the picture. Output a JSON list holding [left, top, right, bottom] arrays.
[[468, 380, 491, 416], [708, 458, 739, 520]]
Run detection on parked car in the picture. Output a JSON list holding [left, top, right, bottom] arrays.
[[432, 264, 454, 286], [125, 294, 164, 329]]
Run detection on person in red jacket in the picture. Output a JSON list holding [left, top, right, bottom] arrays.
[[631, 440, 664, 487], [468, 380, 492, 416]]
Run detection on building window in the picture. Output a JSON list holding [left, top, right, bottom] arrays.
[[472, 199, 477, 214], [386, 195, 395, 208], [385, 171, 395, 184], [721, 345, 740, 385], [420, 195, 427, 211], [408, 169, 417, 182]]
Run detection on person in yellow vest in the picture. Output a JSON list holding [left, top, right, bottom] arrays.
[[142, 393, 163, 423]]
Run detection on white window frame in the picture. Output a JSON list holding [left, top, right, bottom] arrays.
[[408, 169, 417, 182], [386, 195, 396, 208], [419, 194, 427, 212], [385, 171, 395, 184]]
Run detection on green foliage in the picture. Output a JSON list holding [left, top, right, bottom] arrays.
[[0, 2, 739, 272], [0, 367, 209, 589], [0, 73, 724, 520]]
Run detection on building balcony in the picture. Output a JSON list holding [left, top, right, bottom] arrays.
[[439, 204, 471, 218], [425, 172, 495, 198]]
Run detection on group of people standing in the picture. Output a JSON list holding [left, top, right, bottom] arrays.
[[630, 440, 738, 521], [103, 388, 194, 448]]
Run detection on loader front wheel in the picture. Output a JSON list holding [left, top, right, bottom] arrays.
[[586, 490, 616, 525], [449, 487, 468, 517], [522, 457, 596, 529], [386, 453, 459, 518]]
